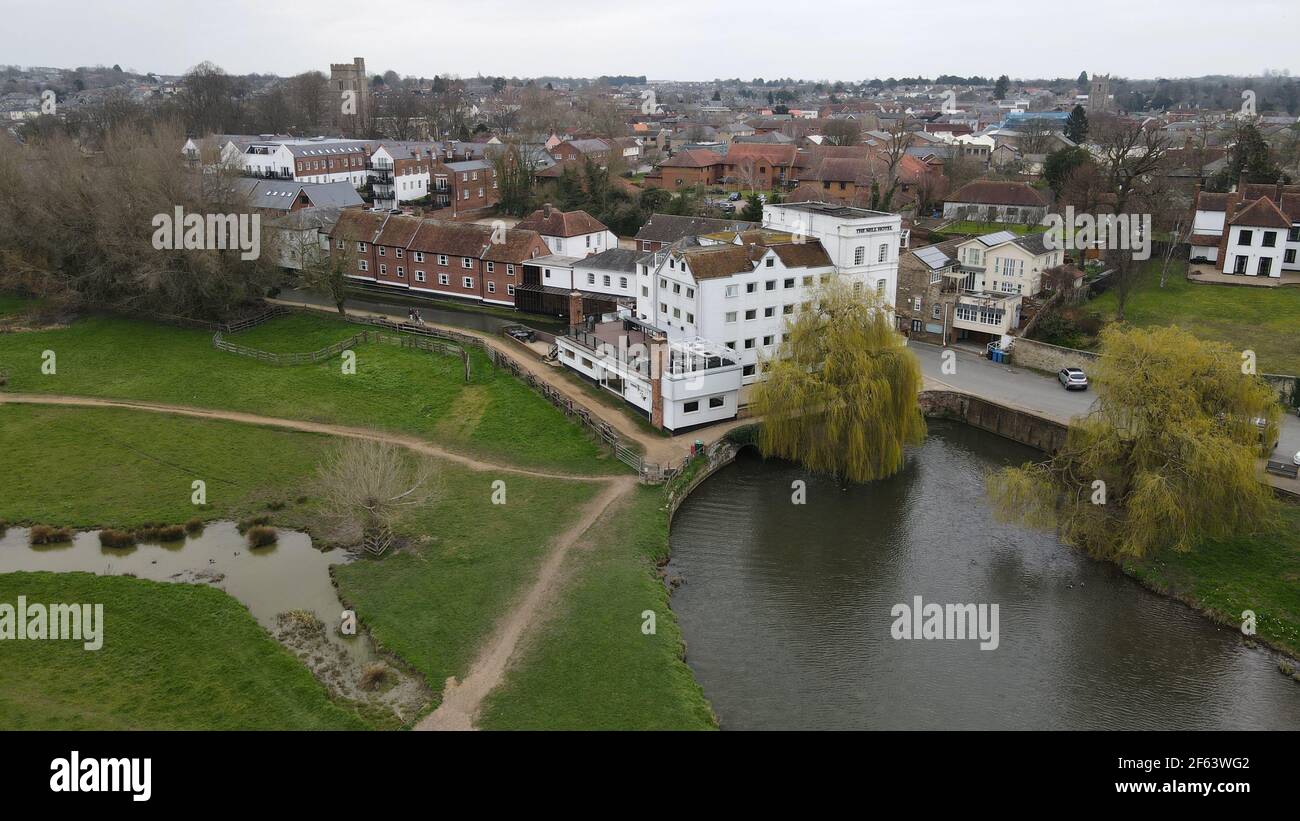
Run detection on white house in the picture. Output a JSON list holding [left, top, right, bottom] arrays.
[[762, 201, 905, 307], [515, 206, 617, 257], [951, 231, 1061, 296], [1186, 181, 1300, 275]]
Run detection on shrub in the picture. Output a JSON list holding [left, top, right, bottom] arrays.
[[237, 515, 271, 533], [358, 663, 390, 691], [183, 517, 204, 535], [155, 524, 186, 542], [246, 525, 278, 548], [265, 500, 286, 511], [29, 525, 72, 545], [280, 608, 323, 632], [98, 528, 137, 549]]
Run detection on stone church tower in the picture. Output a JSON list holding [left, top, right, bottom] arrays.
[[329, 57, 370, 134], [1087, 73, 1112, 113]]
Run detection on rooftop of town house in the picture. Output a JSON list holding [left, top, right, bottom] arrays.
[[768, 200, 895, 219]]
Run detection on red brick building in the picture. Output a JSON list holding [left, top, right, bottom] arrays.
[[329, 210, 548, 307]]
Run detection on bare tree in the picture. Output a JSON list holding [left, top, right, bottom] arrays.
[[315, 439, 439, 555], [822, 118, 861, 147], [1092, 114, 1171, 215]]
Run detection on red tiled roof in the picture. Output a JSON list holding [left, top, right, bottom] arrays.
[[1228, 196, 1291, 229], [946, 179, 1049, 207], [516, 207, 609, 237]]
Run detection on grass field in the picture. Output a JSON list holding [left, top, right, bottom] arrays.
[[1087, 263, 1300, 375], [0, 402, 606, 722], [0, 295, 38, 317], [0, 404, 332, 528], [0, 311, 624, 474], [332, 469, 601, 697], [1125, 504, 1300, 658], [479, 485, 715, 730], [0, 572, 371, 730]]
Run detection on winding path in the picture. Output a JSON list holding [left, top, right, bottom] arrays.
[[0, 391, 638, 730]]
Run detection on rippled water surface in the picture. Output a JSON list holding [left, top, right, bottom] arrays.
[[667, 422, 1300, 730]]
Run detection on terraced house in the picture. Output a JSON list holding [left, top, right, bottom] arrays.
[[329, 210, 548, 307]]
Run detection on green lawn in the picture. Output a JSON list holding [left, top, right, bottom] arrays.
[[0, 402, 607, 722], [0, 404, 331, 529], [479, 485, 716, 730], [0, 311, 624, 474], [333, 472, 601, 699], [0, 572, 371, 729], [1088, 262, 1300, 375], [1124, 504, 1300, 658], [0, 295, 39, 317]]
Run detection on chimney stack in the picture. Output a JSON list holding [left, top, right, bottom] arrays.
[[543, 202, 554, 218], [1276, 176, 1285, 205], [649, 332, 667, 431], [568, 290, 584, 329]]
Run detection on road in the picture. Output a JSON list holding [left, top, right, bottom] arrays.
[[910, 340, 1096, 424], [910, 339, 1300, 480]]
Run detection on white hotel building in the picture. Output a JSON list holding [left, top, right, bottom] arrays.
[[553, 202, 906, 432]]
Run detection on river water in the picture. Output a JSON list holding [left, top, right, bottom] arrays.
[[0, 521, 373, 662], [667, 421, 1300, 730]]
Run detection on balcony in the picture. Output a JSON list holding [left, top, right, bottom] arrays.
[[246, 168, 293, 180]]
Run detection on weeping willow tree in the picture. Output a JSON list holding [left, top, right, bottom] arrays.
[[989, 325, 1280, 558], [749, 278, 925, 483]]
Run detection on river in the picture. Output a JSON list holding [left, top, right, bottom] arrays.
[[667, 421, 1300, 730]]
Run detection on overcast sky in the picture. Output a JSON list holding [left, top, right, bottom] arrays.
[[5, 0, 1297, 81]]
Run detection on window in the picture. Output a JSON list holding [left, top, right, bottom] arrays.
[[709, 397, 725, 409], [661, 303, 670, 314], [438, 255, 448, 266], [413, 251, 424, 262], [396, 266, 405, 278], [878, 245, 887, 263], [686, 287, 694, 298], [686, 312, 694, 324], [725, 284, 739, 298], [603, 275, 611, 287], [507, 264, 515, 276], [745, 309, 757, 320], [378, 246, 386, 257], [742, 364, 756, 377], [1238, 230, 1254, 245], [684, 401, 699, 413], [1259, 257, 1273, 276], [802, 275, 813, 287], [395, 248, 404, 259], [764, 306, 775, 318], [357, 242, 367, 252], [462, 257, 473, 269], [507, 284, 515, 296], [379, 264, 388, 275], [877, 280, 886, 297], [746, 282, 757, 293], [619, 277, 628, 289], [359, 259, 369, 272], [763, 335, 774, 346], [725, 311, 737, 322], [783, 278, 795, 289], [486, 262, 495, 273], [931, 304, 941, 320], [438, 273, 449, 285], [744, 338, 755, 349], [854, 246, 865, 265], [782, 304, 794, 315], [587, 273, 596, 285], [463, 277, 474, 288], [337, 239, 345, 250], [415, 271, 426, 282], [486, 281, 496, 293], [1263, 232, 1277, 248], [765, 257, 775, 268], [765, 280, 776, 291], [673, 283, 681, 294], [672, 307, 681, 318]]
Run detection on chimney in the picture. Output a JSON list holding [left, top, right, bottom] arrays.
[[568, 290, 584, 329], [1276, 176, 1285, 205], [543, 202, 554, 218], [649, 333, 667, 431]]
